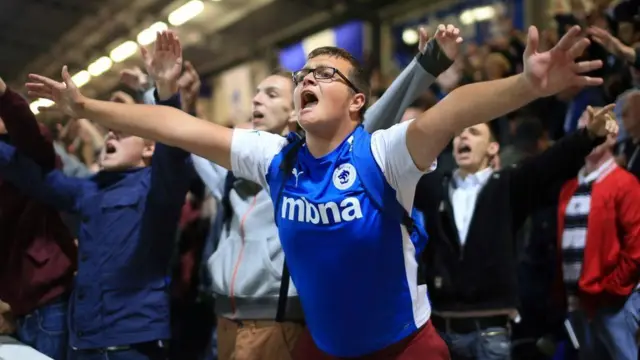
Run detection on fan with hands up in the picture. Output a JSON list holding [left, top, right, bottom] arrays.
[[419, 24, 464, 59], [26, 30, 185, 116], [521, 25, 603, 96], [141, 30, 183, 100]]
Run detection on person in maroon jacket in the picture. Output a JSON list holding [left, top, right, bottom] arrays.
[[0, 77, 77, 360]]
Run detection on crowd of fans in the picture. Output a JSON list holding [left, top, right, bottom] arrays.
[[0, 0, 639, 359]]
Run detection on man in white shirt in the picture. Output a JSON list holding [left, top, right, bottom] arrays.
[[414, 103, 618, 359]]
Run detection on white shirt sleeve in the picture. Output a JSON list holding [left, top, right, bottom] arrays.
[[191, 154, 228, 200], [230, 129, 288, 190], [370, 120, 437, 212]]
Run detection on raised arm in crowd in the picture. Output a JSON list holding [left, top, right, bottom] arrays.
[[26, 26, 602, 175]]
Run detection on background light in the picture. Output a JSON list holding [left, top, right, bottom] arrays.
[[29, 98, 54, 115], [109, 41, 139, 63], [402, 28, 419, 45], [87, 56, 113, 76], [460, 6, 496, 25], [168, 0, 205, 26], [137, 22, 169, 45], [71, 70, 91, 88]]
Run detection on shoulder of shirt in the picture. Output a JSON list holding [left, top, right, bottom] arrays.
[[610, 165, 638, 185], [236, 128, 288, 143]]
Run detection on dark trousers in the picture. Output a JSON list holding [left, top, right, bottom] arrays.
[[434, 315, 511, 360], [169, 298, 215, 360]]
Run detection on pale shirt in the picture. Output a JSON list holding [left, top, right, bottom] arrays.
[[450, 167, 494, 245], [577, 158, 616, 185]]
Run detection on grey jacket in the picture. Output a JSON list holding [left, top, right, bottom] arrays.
[[193, 51, 449, 320]]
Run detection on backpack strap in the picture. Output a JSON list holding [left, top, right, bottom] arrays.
[[221, 172, 236, 233], [351, 127, 410, 226], [351, 127, 428, 284], [271, 132, 305, 323]]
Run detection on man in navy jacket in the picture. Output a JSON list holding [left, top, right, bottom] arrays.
[[0, 32, 192, 360]]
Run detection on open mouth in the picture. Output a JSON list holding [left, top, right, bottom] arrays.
[[252, 110, 264, 120], [105, 143, 117, 155], [457, 144, 471, 155], [301, 90, 318, 109]]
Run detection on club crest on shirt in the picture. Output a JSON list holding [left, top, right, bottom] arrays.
[[332, 163, 356, 190]]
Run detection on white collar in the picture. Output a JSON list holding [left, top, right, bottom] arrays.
[[578, 158, 616, 185], [453, 167, 494, 188]]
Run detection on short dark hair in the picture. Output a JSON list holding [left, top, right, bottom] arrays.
[[485, 122, 500, 143], [307, 46, 370, 119], [513, 117, 545, 154], [271, 68, 293, 80], [267, 68, 294, 106]]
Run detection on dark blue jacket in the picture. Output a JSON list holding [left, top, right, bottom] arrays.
[[0, 93, 192, 349]]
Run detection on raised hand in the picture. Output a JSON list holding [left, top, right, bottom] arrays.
[[419, 24, 463, 60], [26, 66, 84, 118], [587, 27, 623, 54], [141, 30, 183, 99], [522, 25, 602, 97], [586, 103, 619, 137], [119, 66, 149, 91], [587, 26, 636, 63], [178, 61, 201, 112]]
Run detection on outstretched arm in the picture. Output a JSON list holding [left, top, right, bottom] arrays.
[[65, 101, 232, 169], [28, 30, 234, 171], [363, 26, 460, 132], [405, 25, 603, 171]]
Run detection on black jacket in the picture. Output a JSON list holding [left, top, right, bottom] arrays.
[[414, 128, 604, 312]]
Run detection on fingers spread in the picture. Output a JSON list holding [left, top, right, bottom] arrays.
[[171, 32, 182, 58], [567, 37, 590, 59], [571, 59, 603, 74], [140, 46, 149, 61], [28, 74, 63, 89], [555, 25, 581, 52], [27, 91, 53, 100], [596, 103, 616, 116], [572, 75, 603, 87], [154, 32, 163, 51]]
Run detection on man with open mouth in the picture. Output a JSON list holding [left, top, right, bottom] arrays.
[[187, 26, 461, 360]]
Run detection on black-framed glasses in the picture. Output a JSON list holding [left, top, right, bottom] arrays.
[[292, 66, 360, 93]]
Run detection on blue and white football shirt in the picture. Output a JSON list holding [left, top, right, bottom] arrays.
[[230, 121, 433, 357]]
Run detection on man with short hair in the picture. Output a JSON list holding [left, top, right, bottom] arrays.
[[1, 32, 192, 360], [616, 90, 640, 178], [415, 106, 617, 358], [558, 105, 640, 360], [27, 24, 606, 359], [190, 28, 461, 360]]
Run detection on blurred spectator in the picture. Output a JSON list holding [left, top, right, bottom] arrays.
[[616, 89, 640, 178], [415, 113, 614, 360], [0, 77, 76, 360], [558, 106, 640, 360], [500, 116, 551, 167]]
